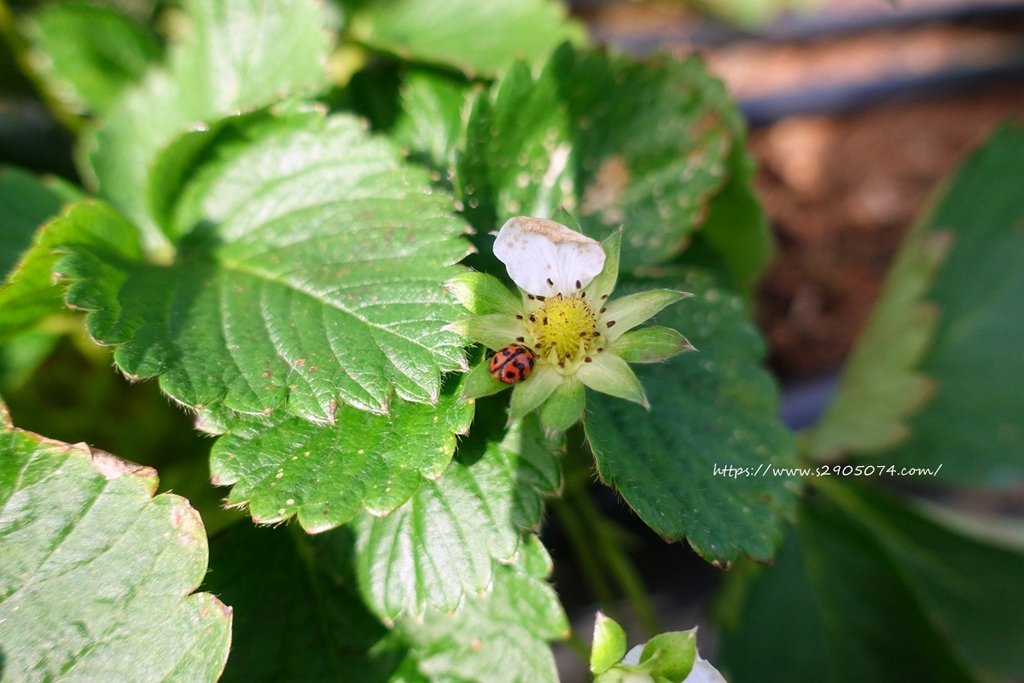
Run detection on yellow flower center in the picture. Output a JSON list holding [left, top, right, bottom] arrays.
[[529, 295, 599, 365]]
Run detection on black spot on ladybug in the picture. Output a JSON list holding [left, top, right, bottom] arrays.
[[489, 344, 537, 384]]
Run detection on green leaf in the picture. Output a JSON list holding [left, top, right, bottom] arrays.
[[807, 123, 1024, 484], [203, 523, 417, 683], [23, 2, 161, 114], [0, 167, 73, 277], [803, 225, 948, 458], [718, 482, 1024, 682], [459, 58, 574, 228], [207, 522, 567, 682], [1, 331, 243, 534], [341, 0, 585, 77], [395, 535, 569, 682], [392, 69, 473, 172], [0, 328, 62, 391], [696, 0, 814, 27], [0, 167, 80, 341], [0, 405, 231, 681], [590, 612, 628, 675], [83, 0, 328, 248], [62, 112, 472, 420], [687, 131, 775, 297], [355, 415, 561, 619], [584, 270, 798, 562], [457, 46, 740, 273], [207, 381, 473, 532]]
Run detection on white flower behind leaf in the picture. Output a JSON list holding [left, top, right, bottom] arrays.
[[447, 216, 694, 432], [620, 645, 728, 683], [591, 611, 727, 683]]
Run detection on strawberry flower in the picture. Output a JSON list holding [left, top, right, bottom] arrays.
[[447, 216, 693, 432]]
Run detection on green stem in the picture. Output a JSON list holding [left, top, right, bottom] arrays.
[[564, 630, 591, 662], [0, 0, 84, 135], [550, 490, 617, 609], [289, 525, 348, 675], [556, 425, 661, 637], [570, 475, 661, 637]]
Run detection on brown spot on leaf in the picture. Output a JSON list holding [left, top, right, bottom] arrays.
[[90, 449, 158, 483], [692, 110, 722, 139], [581, 155, 631, 224]]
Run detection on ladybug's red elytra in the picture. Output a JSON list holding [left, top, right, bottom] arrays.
[[489, 344, 536, 384]]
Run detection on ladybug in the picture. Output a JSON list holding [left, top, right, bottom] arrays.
[[489, 344, 536, 384]]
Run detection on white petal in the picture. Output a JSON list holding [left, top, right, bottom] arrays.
[[494, 216, 606, 297], [683, 656, 727, 683], [621, 644, 644, 666]]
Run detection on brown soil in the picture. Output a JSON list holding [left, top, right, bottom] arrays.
[[752, 88, 1024, 376]]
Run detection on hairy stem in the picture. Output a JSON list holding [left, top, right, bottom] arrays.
[[549, 489, 617, 608], [554, 423, 661, 637]]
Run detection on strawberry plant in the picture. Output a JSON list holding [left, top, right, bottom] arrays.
[[1, 1, 1022, 681]]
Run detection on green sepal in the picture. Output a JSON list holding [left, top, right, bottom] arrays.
[[446, 271, 522, 315], [540, 377, 585, 434], [550, 207, 585, 232], [602, 289, 691, 342], [508, 364, 562, 422], [608, 326, 694, 363], [584, 228, 622, 304], [590, 612, 628, 674], [594, 664, 662, 682], [461, 359, 511, 400], [577, 353, 648, 409], [640, 630, 697, 681], [447, 313, 525, 351]]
